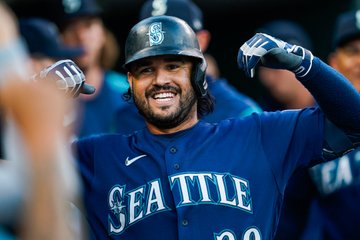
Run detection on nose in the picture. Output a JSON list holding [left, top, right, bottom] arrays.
[[153, 68, 171, 85]]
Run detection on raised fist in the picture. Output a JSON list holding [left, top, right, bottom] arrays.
[[237, 33, 313, 79]]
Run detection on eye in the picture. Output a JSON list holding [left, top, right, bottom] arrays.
[[342, 46, 360, 56], [166, 63, 181, 71], [137, 67, 154, 75]]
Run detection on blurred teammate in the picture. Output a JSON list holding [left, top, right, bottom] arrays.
[[52, 0, 129, 138], [114, 0, 262, 134], [19, 17, 95, 139], [301, 9, 360, 239]]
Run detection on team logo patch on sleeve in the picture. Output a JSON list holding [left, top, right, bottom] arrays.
[[147, 22, 165, 46]]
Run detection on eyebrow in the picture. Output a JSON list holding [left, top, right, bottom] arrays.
[[132, 56, 189, 70]]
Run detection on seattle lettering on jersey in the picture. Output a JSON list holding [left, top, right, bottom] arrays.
[[108, 172, 252, 235], [310, 150, 360, 195]]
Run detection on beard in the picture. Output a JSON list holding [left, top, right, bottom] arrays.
[[133, 85, 197, 130]]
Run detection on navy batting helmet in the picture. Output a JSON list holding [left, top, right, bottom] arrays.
[[124, 15, 208, 96]]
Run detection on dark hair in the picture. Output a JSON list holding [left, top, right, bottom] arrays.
[[123, 88, 214, 118], [197, 92, 214, 117]]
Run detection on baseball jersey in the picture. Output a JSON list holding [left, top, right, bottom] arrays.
[[75, 107, 325, 239], [302, 148, 360, 239]]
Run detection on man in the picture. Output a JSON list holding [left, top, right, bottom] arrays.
[[299, 9, 360, 239], [52, 0, 128, 138], [73, 15, 360, 239], [114, 0, 262, 134]]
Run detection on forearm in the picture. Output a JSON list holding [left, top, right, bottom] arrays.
[[299, 57, 360, 132]]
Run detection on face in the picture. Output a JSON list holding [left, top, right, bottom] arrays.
[[258, 66, 314, 108], [128, 55, 197, 131], [61, 16, 105, 69], [329, 39, 360, 92], [259, 67, 301, 101]]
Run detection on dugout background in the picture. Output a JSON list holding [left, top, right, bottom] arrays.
[[7, 0, 356, 102]]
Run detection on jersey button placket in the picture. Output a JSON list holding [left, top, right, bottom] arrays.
[[170, 146, 180, 170], [181, 219, 188, 226], [173, 163, 180, 170], [170, 146, 177, 153]]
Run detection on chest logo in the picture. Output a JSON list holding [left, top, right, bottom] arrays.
[[125, 155, 147, 166]]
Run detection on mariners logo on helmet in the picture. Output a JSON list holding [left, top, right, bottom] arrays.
[[62, 0, 81, 14], [147, 22, 165, 46]]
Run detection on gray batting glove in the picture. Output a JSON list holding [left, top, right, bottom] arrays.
[[238, 33, 313, 79], [33, 59, 95, 98]]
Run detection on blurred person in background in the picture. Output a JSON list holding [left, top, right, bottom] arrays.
[[257, 17, 360, 240], [0, 2, 87, 239], [19, 17, 95, 140], [52, 0, 129, 138], [114, 0, 262, 134], [300, 9, 360, 240]]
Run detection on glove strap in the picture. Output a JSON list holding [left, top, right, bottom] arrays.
[[289, 46, 314, 78]]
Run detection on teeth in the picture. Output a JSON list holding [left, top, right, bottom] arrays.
[[154, 92, 174, 99]]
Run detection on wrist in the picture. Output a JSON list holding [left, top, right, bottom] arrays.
[[295, 56, 321, 83], [289, 46, 314, 78]]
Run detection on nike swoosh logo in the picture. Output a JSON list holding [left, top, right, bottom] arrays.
[[125, 155, 147, 166]]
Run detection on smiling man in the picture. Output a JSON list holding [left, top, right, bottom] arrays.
[[128, 55, 199, 132], [73, 15, 360, 239]]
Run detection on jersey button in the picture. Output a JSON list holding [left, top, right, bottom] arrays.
[[170, 147, 177, 154], [182, 219, 188, 226], [174, 163, 180, 170]]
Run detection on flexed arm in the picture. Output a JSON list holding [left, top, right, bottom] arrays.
[[237, 33, 360, 157]]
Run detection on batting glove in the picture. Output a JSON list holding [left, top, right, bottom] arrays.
[[237, 33, 314, 79], [33, 59, 95, 98]]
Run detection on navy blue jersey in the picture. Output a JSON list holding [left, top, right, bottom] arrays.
[[75, 107, 325, 239], [301, 148, 360, 239]]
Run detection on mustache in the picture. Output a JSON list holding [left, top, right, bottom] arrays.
[[145, 85, 180, 98]]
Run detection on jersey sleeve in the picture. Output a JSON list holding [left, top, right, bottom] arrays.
[[258, 107, 325, 193], [72, 137, 97, 191]]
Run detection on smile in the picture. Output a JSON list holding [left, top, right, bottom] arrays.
[[153, 92, 176, 102]]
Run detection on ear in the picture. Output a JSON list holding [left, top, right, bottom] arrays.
[[196, 30, 211, 52], [127, 72, 133, 89]]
